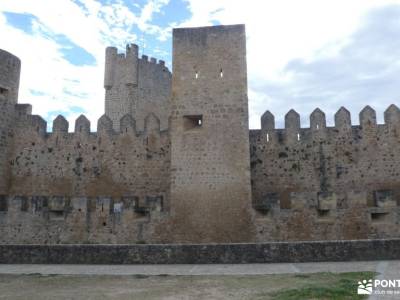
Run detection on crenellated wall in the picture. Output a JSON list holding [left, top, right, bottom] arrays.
[[9, 111, 170, 200], [1, 25, 400, 245], [0, 110, 171, 244], [250, 105, 400, 241]]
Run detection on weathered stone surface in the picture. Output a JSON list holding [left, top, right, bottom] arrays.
[[0, 239, 399, 264], [317, 192, 337, 211], [104, 44, 171, 131], [0, 25, 400, 245], [0, 49, 20, 195], [168, 24, 256, 243]]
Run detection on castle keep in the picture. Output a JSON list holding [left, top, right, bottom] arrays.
[[0, 24, 399, 244], [104, 44, 171, 131]]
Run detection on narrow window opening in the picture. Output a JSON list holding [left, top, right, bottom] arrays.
[[183, 115, 203, 131], [125, 127, 128, 133], [195, 72, 198, 79], [371, 212, 389, 223], [220, 68, 223, 78], [316, 124, 319, 130], [49, 211, 64, 220], [0, 195, 7, 212], [297, 133, 301, 141], [318, 210, 330, 219], [21, 197, 29, 212], [0, 87, 8, 97], [101, 203, 104, 212], [266, 133, 270, 142]]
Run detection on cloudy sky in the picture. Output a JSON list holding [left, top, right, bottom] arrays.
[[0, 0, 399, 130]]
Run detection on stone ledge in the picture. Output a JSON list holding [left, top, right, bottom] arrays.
[[0, 239, 399, 264]]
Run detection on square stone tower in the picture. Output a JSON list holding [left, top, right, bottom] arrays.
[[169, 25, 255, 243]]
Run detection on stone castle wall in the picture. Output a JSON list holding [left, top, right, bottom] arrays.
[[1, 103, 399, 244], [250, 106, 400, 241], [0, 25, 399, 244], [0, 110, 170, 244], [9, 111, 170, 199]]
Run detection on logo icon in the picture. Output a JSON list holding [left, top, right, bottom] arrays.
[[358, 279, 373, 295]]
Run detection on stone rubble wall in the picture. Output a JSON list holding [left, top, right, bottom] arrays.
[[250, 106, 400, 241]]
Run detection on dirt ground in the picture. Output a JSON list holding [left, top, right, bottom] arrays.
[[0, 272, 371, 300]]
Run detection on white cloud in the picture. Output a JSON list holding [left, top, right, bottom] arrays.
[[1, 0, 399, 131], [181, 0, 400, 128], [0, 0, 171, 130]]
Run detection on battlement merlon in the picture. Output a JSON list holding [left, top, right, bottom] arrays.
[[12, 112, 165, 138], [257, 104, 400, 144], [125, 44, 138, 86]]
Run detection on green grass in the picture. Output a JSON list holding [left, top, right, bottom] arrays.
[[270, 272, 376, 300]]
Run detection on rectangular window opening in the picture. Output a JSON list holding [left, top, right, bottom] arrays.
[[21, 197, 29, 212], [371, 212, 389, 223], [0, 87, 8, 99], [183, 115, 203, 131], [0, 87, 8, 94], [0, 195, 7, 212], [49, 211, 64, 220], [318, 210, 330, 218]]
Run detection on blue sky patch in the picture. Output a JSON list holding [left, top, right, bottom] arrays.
[[69, 106, 85, 114], [29, 89, 46, 96], [54, 34, 96, 66], [154, 0, 191, 28], [59, 44, 97, 66], [3, 12, 36, 34]]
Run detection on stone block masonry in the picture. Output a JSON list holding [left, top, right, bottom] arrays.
[[104, 44, 171, 132], [0, 239, 399, 264], [251, 106, 400, 242], [0, 25, 399, 245], [0, 49, 20, 195], [167, 25, 256, 243]]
